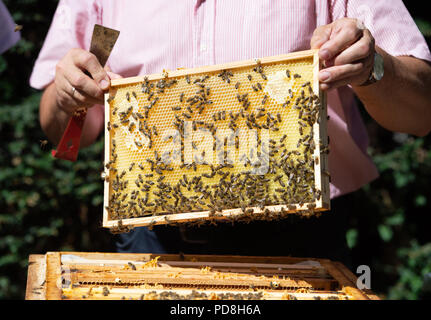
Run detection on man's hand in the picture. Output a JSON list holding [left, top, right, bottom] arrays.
[[40, 48, 122, 147], [54, 48, 111, 115], [311, 18, 376, 91]]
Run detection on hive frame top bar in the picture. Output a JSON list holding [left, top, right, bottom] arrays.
[[110, 49, 320, 87], [103, 49, 329, 229]]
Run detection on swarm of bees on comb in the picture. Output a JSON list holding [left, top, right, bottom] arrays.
[[103, 52, 329, 231]]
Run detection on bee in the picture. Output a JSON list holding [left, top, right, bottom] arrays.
[[323, 170, 331, 177], [129, 163, 135, 171], [39, 139, 48, 149], [102, 287, 110, 296], [14, 24, 23, 32], [126, 92, 130, 102], [235, 82, 240, 90], [294, 73, 301, 79], [276, 113, 282, 123], [252, 85, 258, 92], [135, 141, 142, 148], [100, 171, 108, 181], [132, 91, 137, 99], [307, 203, 316, 210], [261, 95, 268, 105], [256, 82, 262, 90], [286, 69, 291, 78], [298, 110, 304, 119], [186, 75, 191, 84], [127, 262, 137, 270]]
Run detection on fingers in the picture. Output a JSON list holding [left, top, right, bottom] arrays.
[[333, 30, 375, 66], [107, 71, 123, 80], [319, 19, 364, 61], [310, 25, 331, 50], [72, 49, 110, 90], [105, 65, 123, 80], [62, 64, 104, 99], [54, 48, 113, 115], [312, 18, 377, 91], [319, 57, 373, 90], [54, 73, 100, 115]]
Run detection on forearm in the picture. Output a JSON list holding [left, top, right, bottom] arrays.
[[40, 82, 104, 148], [353, 47, 431, 137], [40, 83, 70, 144]]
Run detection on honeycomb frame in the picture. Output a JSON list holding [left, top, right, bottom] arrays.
[[103, 49, 329, 230], [26, 252, 380, 300]]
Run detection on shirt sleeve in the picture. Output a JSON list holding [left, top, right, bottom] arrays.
[[330, 0, 431, 62], [29, 0, 102, 90], [0, 0, 20, 54]]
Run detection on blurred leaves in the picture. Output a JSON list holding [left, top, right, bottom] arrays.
[[388, 241, 431, 300], [0, 93, 114, 299], [0, 1, 115, 299], [415, 18, 431, 37]]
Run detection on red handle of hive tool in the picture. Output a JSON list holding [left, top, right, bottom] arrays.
[[51, 109, 87, 162], [50, 24, 120, 162]]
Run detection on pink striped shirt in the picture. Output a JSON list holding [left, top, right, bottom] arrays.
[[30, 0, 431, 198]]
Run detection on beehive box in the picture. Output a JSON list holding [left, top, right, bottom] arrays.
[[103, 49, 329, 231], [26, 252, 379, 300]]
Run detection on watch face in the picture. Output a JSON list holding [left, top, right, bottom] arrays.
[[374, 53, 384, 81]]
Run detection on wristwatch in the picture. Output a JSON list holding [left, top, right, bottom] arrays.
[[360, 52, 384, 86]]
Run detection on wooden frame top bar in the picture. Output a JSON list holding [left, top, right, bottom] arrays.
[[110, 50, 319, 87]]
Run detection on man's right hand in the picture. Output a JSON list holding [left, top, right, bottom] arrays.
[[54, 48, 111, 115], [40, 48, 122, 147]]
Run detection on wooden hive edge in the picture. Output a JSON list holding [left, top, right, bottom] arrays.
[[25, 254, 46, 300], [27, 252, 377, 300], [45, 252, 63, 300], [110, 50, 319, 87]]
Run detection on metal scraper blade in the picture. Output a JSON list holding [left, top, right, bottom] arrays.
[[90, 24, 120, 68], [52, 24, 120, 162]]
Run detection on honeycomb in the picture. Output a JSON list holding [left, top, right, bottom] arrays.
[[103, 51, 329, 229]]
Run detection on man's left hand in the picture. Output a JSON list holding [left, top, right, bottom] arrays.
[[311, 18, 376, 90]]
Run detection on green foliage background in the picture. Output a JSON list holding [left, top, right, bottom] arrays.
[[0, 0, 430, 299]]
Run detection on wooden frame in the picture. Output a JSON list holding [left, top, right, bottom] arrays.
[[103, 49, 329, 230], [26, 252, 379, 300]]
